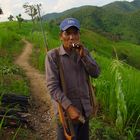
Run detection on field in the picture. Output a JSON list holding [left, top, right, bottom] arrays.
[[0, 21, 140, 139]]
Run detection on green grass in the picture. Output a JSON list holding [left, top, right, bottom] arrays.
[[0, 21, 39, 139], [0, 21, 140, 139], [0, 22, 30, 96], [91, 52, 140, 139], [114, 41, 140, 69], [80, 29, 140, 70], [22, 22, 140, 73], [80, 28, 113, 57]]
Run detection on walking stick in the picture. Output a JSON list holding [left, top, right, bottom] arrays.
[[58, 103, 74, 140], [55, 49, 75, 140], [87, 76, 98, 117]]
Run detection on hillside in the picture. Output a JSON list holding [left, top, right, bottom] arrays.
[[44, 22, 140, 70], [42, 0, 140, 44], [1, 20, 140, 140], [102, 0, 140, 13]]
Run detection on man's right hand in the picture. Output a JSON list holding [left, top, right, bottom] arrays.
[[67, 105, 80, 120]]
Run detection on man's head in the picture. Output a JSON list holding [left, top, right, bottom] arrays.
[[59, 18, 80, 49], [60, 18, 80, 31]]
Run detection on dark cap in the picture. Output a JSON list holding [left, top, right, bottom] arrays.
[[60, 18, 80, 31]]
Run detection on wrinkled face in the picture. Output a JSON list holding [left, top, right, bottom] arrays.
[[60, 26, 80, 49]]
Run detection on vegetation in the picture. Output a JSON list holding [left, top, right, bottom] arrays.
[[0, 8, 3, 14], [23, 3, 41, 25], [89, 53, 140, 139], [8, 15, 14, 21], [0, 21, 39, 140], [0, 0, 140, 139], [0, 22, 31, 96], [16, 14, 24, 28], [26, 21, 140, 139]]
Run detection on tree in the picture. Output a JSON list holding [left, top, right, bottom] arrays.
[[8, 15, 14, 21], [0, 7, 3, 14], [23, 2, 38, 24], [16, 14, 24, 28]]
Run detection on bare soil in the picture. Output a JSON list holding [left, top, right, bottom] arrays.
[[15, 40, 56, 140]]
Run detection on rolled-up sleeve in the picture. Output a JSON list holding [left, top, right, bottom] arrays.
[[45, 52, 72, 110], [81, 51, 100, 78]]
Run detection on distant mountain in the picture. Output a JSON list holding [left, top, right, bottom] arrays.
[[42, 0, 140, 44], [42, 7, 82, 21], [102, 0, 140, 13]]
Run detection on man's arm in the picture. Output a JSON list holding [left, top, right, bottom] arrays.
[[45, 51, 80, 120], [45, 52, 72, 110], [75, 43, 100, 78], [81, 52, 100, 78]]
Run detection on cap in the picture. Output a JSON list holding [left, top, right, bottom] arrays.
[[60, 18, 80, 31]]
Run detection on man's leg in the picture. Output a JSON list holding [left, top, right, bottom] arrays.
[[56, 120, 89, 140], [77, 120, 89, 140]]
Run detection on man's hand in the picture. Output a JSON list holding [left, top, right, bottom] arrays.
[[67, 105, 80, 120], [78, 43, 86, 58], [73, 43, 86, 58]]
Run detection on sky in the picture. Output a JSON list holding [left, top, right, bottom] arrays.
[[0, 0, 133, 22]]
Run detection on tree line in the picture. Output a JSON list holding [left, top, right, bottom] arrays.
[[0, 7, 3, 14], [3, 3, 42, 28]]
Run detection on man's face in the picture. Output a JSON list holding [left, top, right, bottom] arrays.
[[60, 26, 80, 49]]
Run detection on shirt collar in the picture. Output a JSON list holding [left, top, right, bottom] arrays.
[[59, 44, 81, 63], [59, 45, 69, 56]]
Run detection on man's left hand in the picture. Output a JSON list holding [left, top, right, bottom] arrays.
[[74, 43, 86, 58]]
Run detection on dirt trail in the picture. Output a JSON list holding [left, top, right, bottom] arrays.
[[15, 40, 56, 140]]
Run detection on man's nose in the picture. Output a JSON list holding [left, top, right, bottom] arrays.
[[69, 34, 75, 39]]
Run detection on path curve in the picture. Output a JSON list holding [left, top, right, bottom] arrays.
[[15, 40, 56, 140]]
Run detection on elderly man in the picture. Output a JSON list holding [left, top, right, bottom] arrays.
[[45, 18, 100, 140]]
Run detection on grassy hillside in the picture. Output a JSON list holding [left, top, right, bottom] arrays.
[[0, 20, 140, 139], [0, 21, 44, 139], [80, 28, 140, 69], [29, 22, 140, 138], [90, 52, 140, 139], [102, 0, 139, 13], [0, 22, 33, 95], [1, 20, 140, 87], [28, 21, 140, 70]]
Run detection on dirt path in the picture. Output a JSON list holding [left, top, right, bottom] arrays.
[[15, 40, 56, 140]]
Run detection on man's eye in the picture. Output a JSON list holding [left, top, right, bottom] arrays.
[[66, 32, 71, 35], [64, 31, 78, 35], [64, 32, 69, 35]]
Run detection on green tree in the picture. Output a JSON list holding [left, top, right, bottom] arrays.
[[16, 14, 24, 28], [23, 2, 38, 24], [8, 15, 14, 21], [0, 8, 3, 14]]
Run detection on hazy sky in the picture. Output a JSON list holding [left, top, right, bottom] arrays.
[[0, 0, 133, 22]]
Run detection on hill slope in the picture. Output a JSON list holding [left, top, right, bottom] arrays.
[[42, 0, 140, 44]]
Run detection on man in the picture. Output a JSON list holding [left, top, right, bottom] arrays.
[[45, 18, 100, 140]]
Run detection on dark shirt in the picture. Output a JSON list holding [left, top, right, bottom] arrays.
[[45, 45, 100, 117]]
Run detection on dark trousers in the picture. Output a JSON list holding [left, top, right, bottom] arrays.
[[57, 120, 89, 140]]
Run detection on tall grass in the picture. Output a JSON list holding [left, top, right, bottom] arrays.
[[12, 125, 22, 140], [1, 21, 140, 139], [19, 21, 140, 138], [92, 52, 140, 138], [28, 22, 60, 72], [0, 22, 30, 96], [111, 57, 127, 133]]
